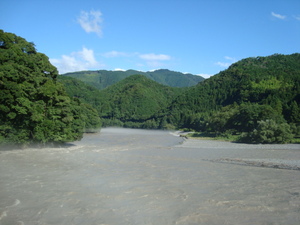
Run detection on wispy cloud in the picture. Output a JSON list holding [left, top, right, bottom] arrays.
[[271, 12, 286, 20], [77, 10, 103, 37], [215, 56, 237, 68], [50, 47, 103, 74], [224, 56, 236, 61], [294, 15, 300, 21], [139, 53, 171, 61], [139, 53, 171, 68], [114, 68, 126, 71], [197, 73, 213, 79], [103, 51, 131, 58], [216, 62, 231, 67]]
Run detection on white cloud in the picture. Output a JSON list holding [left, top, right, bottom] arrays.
[[50, 47, 103, 74], [271, 12, 286, 20], [139, 53, 171, 61], [114, 68, 126, 71], [103, 51, 130, 58], [216, 62, 231, 67], [138, 53, 171, 68], [224, 56, 236, 61], [197, 73, 213, 79], [144, 61, 166, 68], [215, 56, 237, 68], [77, 10, 103, 37], [294, 15, 300, 21]]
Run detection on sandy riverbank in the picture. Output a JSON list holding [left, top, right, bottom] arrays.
[[0, 128, 299, 224]]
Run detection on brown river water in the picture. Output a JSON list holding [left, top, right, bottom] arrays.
[[0, 128, 300, 225]]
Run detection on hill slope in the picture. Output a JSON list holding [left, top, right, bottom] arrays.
[[167, 53, 300, 133], [58, 53, 300, 142], [58, 74, 184, 128], [97, 75, 184, 127], [62, 69, 204, 89]]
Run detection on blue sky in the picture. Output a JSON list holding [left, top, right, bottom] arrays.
[[1, 0, 300, 78]]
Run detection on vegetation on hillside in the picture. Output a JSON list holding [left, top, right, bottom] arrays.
[[60, 74, 184, 128], [0, 30, 100, 147], [63, 69, 204, 90], [1, 30, 299, 145], [59, 53, 300, 143], [166, 53, 300, 143], [99, 75, 185, 128]]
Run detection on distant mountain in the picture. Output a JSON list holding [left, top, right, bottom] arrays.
[[61, 69, 204, 89]]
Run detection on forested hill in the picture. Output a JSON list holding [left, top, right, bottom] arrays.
[[62, 69, 204, 89], [169, 53, 300, 115], [96, 75, 184, 127], [2, 29, 299, 145], [166, 53, 300, 143], [59, 53, 300, 143], [58, 74, 184, 128]]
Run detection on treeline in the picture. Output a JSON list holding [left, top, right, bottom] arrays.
[[55, 53, 300, 144], [0, 30, 100, 147], [1, 30, 299, 145], [59, 74, 184, 129], [63, 69, 204, 90], [166, 53, 300, 143]]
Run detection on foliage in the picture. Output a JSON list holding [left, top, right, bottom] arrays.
[[0, 30, 98, 146], [98, 75, 183, 127], [169, 53, 300, 124], [56, 51, 300, 143], [62, 69, 204, 89], [58, 74, 183, 129], [238, 120, 293, 144]]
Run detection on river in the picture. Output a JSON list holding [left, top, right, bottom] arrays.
[[0, 128, 300, 225]]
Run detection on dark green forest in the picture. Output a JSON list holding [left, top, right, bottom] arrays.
[[0, 30, 100, 146], [1, 30, 299, 146], [63, 69, 204, 90], [58, 74, 184, 128], [61, 53, 300, 143], [166, 53, 300, 143]]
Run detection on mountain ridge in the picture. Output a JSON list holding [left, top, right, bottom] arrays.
[[61, 69, 204, 90]]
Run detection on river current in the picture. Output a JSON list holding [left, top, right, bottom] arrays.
[[0, 128, 299, 224]]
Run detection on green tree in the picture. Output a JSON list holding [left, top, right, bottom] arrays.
[[0, 30, 84, 146], [239, 120, 293, 144]]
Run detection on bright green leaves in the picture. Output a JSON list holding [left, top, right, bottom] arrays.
[[0, 30, 86, 146], [251, 77, 292, 91]]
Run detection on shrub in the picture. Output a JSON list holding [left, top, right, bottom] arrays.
[[239, 119, 293, 144]]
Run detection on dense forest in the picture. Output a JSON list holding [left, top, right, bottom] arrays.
[[58, 74, 184, 128], [0, 30, 100, 147], [166, 53, 300, 143], [1, 30, 299, 146], [61, 53, 300, 143], [63, 69, 204, 90]]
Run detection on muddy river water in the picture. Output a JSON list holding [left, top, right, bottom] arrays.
[[0, 128, 300, 225]]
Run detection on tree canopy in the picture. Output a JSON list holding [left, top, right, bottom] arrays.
[[58, 53, 300, 143], [0, 30, 100, 146], [3, 29, 297, 145], [62, 69, 204, 90]]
